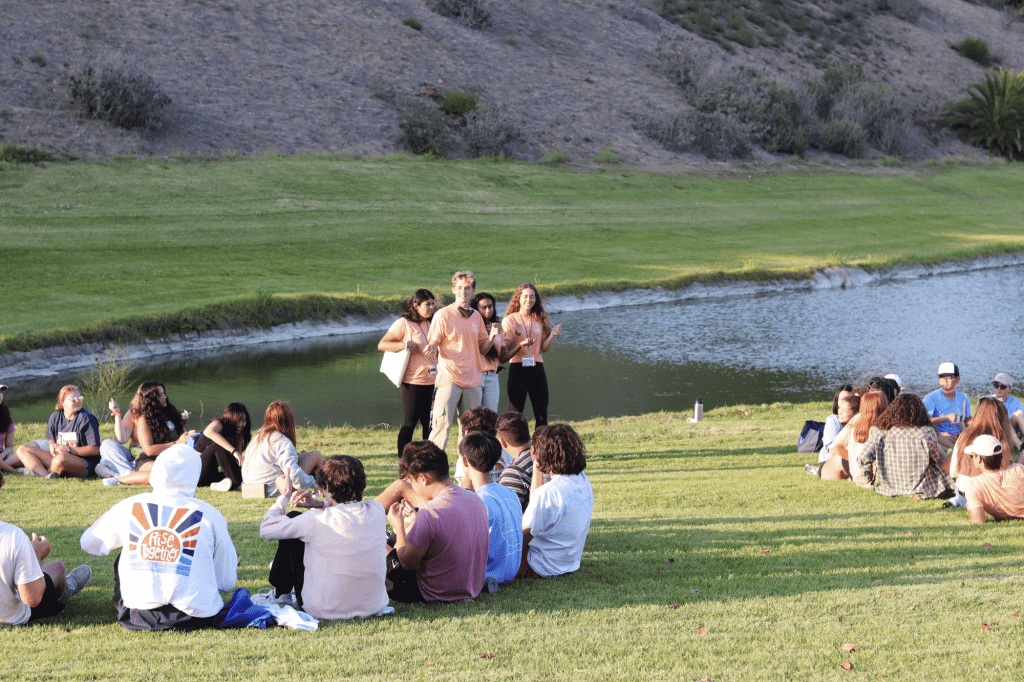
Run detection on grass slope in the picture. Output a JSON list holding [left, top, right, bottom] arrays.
[[4, 404, 1024, 681], [2, 156, 1024, 348]]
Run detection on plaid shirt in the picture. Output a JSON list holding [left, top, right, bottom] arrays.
[[855, 426, 951, 498]]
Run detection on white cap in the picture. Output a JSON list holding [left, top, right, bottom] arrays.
[[993, 373, 1013, 388], [964, 434, 1002, 458], [937, 362, 959, 377], [884, 374, 901, 387]]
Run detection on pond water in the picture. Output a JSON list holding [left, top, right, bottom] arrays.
[[10, 264, 1024, 430]]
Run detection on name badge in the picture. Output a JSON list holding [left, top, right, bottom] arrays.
[[58, 431, 78, 446], [522, 357, 536, 367]]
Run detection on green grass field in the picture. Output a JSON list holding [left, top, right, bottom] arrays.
[[3, 156, 1024, 348], [4, 405, 1024, 681]]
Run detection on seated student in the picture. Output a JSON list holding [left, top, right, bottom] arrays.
[[258, 455, 388, 620], [0, 471, 92, 625], [808, 393, 860, 478], [819, 392, 894, 482], [958, 435, 1024, 523], [454, 406, 510, 486], [817, 384, 855, 466], [519, 424, 594, 579], [989, 373, 1024, 449], [241, 401, 324, 497], [495, 411, 540, 512], [196, 402, 252, 492], [80, 445, 237, 631], [457, 431, 523, 588], [105, 382, 196, 486], [17, 385, 101, 478], [376, 441, 488, 603], [855, 393, 952, 499], [949, 397, 1016, 481], [923, 362, 971, 452], [0, 385, 22, 473]]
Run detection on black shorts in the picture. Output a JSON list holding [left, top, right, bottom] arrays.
[[28, 574, 66, 622], [385, 548, 425, 604], [134, 454, 158, 471], [83, 456, 100, 477]]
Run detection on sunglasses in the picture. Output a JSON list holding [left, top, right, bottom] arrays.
[[993, 383, 1010, 390]]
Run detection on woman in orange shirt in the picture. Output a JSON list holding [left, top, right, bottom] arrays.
[[501, 283, 562, 427]]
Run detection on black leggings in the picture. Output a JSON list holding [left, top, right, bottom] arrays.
[[195, 435, 243, 489], [269, 511, 306, 608], [398, 383, 434, 457], [507, 363, 549, 427]]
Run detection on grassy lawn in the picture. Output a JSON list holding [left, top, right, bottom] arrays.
[[4, 404, 1022, 681], [2, 156, 1023, 344]]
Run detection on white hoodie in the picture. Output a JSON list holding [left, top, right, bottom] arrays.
[[81, 444, 238, 617]]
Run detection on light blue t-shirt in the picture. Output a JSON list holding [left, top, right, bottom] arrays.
[[994, 395, 1024, 417], [923, 389, 971, 437], [476, 483, 523, 584]]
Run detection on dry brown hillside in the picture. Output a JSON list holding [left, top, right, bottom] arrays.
[[1, 0, 1022, 163]]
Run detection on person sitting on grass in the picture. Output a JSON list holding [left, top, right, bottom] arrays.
[[80, 444, 237, 631], [376, 441, 488, 603], [807, 393, 861, 479], [0, 384, 22, 473], [16, 385, 101, 479], [988, 373, 1024, 449], [457, 431, 523, 589], [195, 402, 252, 492], [957, 434, 1024, 523], [949, 397, 1017, 482], [0, 471, 92, 625], [454, 406, 509, 486], [495, 411, 542, 512], [241, 401, 324, 498], [854, 393, 952, 499], [519, 424, 594, 579], [818, 384, 855, 466], [104, 382, 195, 486], [923, 362, 971, 452]]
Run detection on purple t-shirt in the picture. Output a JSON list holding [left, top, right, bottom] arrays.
[[405, 485, 489, 601]]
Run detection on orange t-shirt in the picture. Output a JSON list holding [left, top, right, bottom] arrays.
[[386, 317, 435, 386], [960, 464, 1024, 520], [502, 312, 545, 365], [428, 305, 488, 388], [477, 322, 502, 373]]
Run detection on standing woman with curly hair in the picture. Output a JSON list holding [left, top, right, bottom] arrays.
[[501, 283, 563, 427], [854, 393, 952, 499], [109, 381, 195, 486], [378, 289, 437, 457]]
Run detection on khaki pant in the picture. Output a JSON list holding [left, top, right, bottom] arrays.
[[428, 375, 482, 454]]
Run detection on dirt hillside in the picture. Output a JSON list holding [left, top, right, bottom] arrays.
[[1, 0, 1022, 163]]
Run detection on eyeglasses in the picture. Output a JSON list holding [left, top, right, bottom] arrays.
[[993, 383, 1010, 390]]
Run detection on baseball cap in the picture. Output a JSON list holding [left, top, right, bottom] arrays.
[[993, 373, 1013, 388], [937, 362, 959, 377], [964, 434, 1002, 458]]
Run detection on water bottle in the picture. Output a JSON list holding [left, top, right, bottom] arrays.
[[688, 397, 703, 423]]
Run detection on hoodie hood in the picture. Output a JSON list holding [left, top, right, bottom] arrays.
[[149, 444, 200, 497]]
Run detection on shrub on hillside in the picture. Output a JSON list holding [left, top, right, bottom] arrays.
[[951, 37, 992, 66], [802, 64, 865, 119], [0, 142, 61, 164], [427, 0, 491, 30], [815, 117, 868, 157], [691, 110, 752, 159], [831, 81, 907, 146], [461, 107, 522, 158], [878, 118, 930, 159], [438, 89, 478, 116], [68, 55, 171, 131], [941, 68, 1024, 160], [639, 114, 694, 153], [395, 104, 452, 156]]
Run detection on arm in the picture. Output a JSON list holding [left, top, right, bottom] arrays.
[[201, 420, 240, 460], [136, 417, 193, 457], [80, 505, 126, 556], [212, 514, 238, 593], [854, 428, 882, 487], [522, 526, 533, 549], [530, 459, 546, 497], [539, 324, 562, 354], [479, 319, 500, 354], [17, 578, 46, 608], [388, 501, 427, 571], [378, 319, 418, 353], [258, 494, 320, 541], [273, 434, 316, 490], [969, 507, 988, 524], [109, 401, 130, 443]]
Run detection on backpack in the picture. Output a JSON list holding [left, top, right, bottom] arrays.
[[797, 420, 825, 454]]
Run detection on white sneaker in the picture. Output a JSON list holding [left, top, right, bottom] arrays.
[[211, 478, 234, 492], [95, 462, 118, 478], [102, 477, 122, 486], [250, 588, 279, 606], [277, 591, 297, 607], [62, 565, 92, 602]]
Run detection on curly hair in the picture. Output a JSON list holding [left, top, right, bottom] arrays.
[[505, 283, 551, 338], [315, 455, 366, 503], [532, 423, 586, 475], [398, 440, 449, 481], [255, 400, 297, 447], [129, 381, 182, 444], [875, 393, 932, 430], [459, 406, 497, 435], [402, 289, 436, 324]]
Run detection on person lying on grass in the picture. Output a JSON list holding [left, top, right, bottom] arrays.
[[457, 431, 522, 589], [376, 440, 488, 603], [258, 455, 388, 619], [958, 434, 1024, 523], [0, 471, 92, 625], [518, 423, 594, 579], [81, 444, 237, 631]]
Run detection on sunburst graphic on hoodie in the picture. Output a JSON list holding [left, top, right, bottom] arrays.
[[127, 502, 204, 576]]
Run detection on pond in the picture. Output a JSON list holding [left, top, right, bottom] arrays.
[[10, 264, 1024, 429]]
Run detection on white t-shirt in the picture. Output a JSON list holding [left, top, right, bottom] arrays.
[[522, 473, 594, 577], [0, 522, 43, 625]]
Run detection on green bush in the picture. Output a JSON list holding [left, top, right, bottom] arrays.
[[29, 52, 46, 67], [402, 17, 423, 30], [426, 0, 491, 30], [691, 110, 752, 159], [594, 147, 623, 163], [438, 89, 478, 116], [802, 64, 866, 119], [68, 56, 171, 130], [831, 81, 906, 145], [640, 114, 693, 153], [941, 68, 1024, 160], [395, 104, 451, 156], [952, 37, 992, 65], [0, 142, 60, 164], [539, 149, 570, 165], [460, 107, 521, 158], [815, 117, 868, 157]]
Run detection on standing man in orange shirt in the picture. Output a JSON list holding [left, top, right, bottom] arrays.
[[426, 271, 500, 453]]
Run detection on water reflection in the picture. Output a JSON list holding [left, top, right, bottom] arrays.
[[11, 264, 1024, 428]]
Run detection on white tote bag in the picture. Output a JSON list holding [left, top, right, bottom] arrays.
[[380, 319, 411, 387]]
